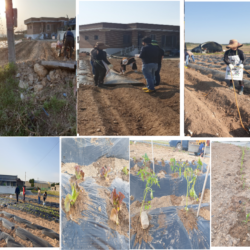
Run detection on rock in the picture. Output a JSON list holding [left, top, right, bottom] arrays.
[[34, 84, 43, 93], [28, 74, 34, 82], [16, 73, 20, 78], [97, 128, 101, 132], [50, 84, 55, 88], [141, 211, 149, 229], [41, 78, 47, 87], [49, 69, 61, 82], [34, 64, 48, 78], [98, 206, 101, 212], [113, 121, 118, 124], [18, 80, 28, 89], [47, 75, 51, 81]]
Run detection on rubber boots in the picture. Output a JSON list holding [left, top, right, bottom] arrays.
[[239, 86, 244, 95]]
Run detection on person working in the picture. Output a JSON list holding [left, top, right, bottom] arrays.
[[120, 57, 137, 74], [151, 40, 164, 86], [15, 185, 20, 203], [91, 42, 113, 87], [38, 188, 41, 204], [186, 51, 195, 65], [198, 142, 205, 157], [23, 186, 26, 202], [63, 27, 74, 60], [139, 37, 159, 93], [224, 39, 245, 95], [43, 191, 47, 206]]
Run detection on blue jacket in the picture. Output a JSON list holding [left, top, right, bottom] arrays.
[[65, 31, 74, 38]]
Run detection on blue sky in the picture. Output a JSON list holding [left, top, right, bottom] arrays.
[[185, 2, 250, 44], [0, 0, 75, 34], [0, 138, 59, 183], [77, 1, 180, 38]]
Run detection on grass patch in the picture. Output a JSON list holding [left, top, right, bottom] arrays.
[[31, 190, 59, 196], [43, 95, 66, 114]]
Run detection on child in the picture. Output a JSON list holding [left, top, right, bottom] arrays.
[[43, 191, 47, 206]]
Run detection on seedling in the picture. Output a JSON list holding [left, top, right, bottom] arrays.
[[197, 158, 202, 170], [243, 213, 250, 223], [184, 167, 198, 211], [170, 158, 189, 177], [142, 153, 150, 163], [110, 188, 125, 225], [133, 157, 137, 162], [137, 167, 160, 214], [122, 166, 129, 175], [161, 158, 165, 166], [64, 183, 80, 212], [75, 165, 84, 180], [100, 165, 111, 179]]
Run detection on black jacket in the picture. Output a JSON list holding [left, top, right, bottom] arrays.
[[139, 44, 159, 64], [91, 49, 110, 65], [224, 49, 245, 65], [15, 187, 20, 195]]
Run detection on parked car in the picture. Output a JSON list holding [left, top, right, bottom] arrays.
[[169, 140, 189, 150]]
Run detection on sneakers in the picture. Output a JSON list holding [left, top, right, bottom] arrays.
[[142, 87, 148, 90], [144, 89, 155, 93], [239, 86, 244, 95]]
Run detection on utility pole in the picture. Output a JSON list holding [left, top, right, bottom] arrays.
[[5, 0, 16, 63], [25, 172, 26, 182]]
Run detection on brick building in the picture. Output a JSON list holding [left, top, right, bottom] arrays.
[[24, 17, 69, 40], [79, 22, 180, 55]]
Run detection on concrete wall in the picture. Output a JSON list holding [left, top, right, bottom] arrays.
[[0, 186, 15, 194], [24, 34, 41, 39]]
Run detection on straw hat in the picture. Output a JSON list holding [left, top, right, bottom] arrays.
[[226, 39, 243, 49], [94, 42, 109, 50]]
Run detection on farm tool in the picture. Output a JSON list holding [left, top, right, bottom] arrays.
[[229, 69, 250, 134]]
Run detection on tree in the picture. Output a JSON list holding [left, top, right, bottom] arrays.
[[51, 183, 55, 187], [29, 179, 34, 188]]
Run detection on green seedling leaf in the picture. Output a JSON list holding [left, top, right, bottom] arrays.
[[64, 195, 71, 212], [100, 165, 111, 179], [122, 166, 129, 175]]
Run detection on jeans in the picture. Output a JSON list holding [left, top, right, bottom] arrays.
[[16, 194, 19, 202], [90, 60, 95, 75], [93, 62, 106, 86], [38, 196, 40, 204], [186, 55, 189, 66], [191, 55, 195, 62], [155, 64, 161, 86], [142, 63, 158, 90]]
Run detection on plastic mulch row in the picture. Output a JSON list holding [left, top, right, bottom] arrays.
[[62, 173, 129, 250]]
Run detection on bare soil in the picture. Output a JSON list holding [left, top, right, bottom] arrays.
[[130, 142, 210, 165], [178, 208, 198, 234], [0, 40, 75, 66], [211, 142, 250, 246], [77, 58, 180, 136], [185, 65, 250, 137], [0, 207, 59, 247], [130, 190, 210, 216], [130, 213, 153, 247]]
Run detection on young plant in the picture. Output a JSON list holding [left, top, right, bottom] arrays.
[[137, 168, 160, 214], [122, 166, 129, 175], [197, 158, 202, 170], [142, 153, 150, 163], [243, 213, 250, 223], [133, 157, 137, 162], [64, 183, 80, 212], [110, 188, 125, 225], [100, 165, 111, 179], [170, 158, 189, 177], [184, 167, 198, 211], [161, 158, 165, 166], [75, 165, 84, 180]]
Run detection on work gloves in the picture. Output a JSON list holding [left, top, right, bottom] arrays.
[[229, 64, 234, 70], [238, 64, 244, 69]]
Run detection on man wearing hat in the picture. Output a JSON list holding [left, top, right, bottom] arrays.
[[151, 40, 164, 86], [224, 39, 245, 95], [91, 42, 113, 87], [63, 27, 75, 60], [139, 36, 159, 93]]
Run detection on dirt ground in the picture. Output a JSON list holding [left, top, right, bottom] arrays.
[[78, 57, 180, 136], [211, 142, 250, 246], [0, 40, 74, 66], [130, 142, 210, 165], [0, 207, 59, 247], [185, 67, 250, 137]]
